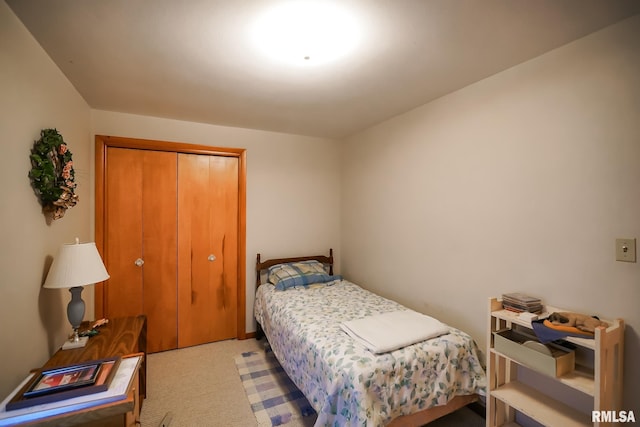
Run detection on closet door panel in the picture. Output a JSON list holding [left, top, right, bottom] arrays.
[[177, 154, 238, 347], [177, 153, 208, 348], [105, 148, 144, 318], [141, 150, 178, 353], [209, 155, 238, 340], [105, 148, 178, 353]]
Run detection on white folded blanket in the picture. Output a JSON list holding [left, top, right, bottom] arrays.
[[340, 310, 450, 354]]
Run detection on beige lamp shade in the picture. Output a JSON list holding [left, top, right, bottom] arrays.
[[44, 238, 110, 289]]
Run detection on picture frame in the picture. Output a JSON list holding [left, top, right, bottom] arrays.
[[6, 357, 121, 411], [23, 363, 100, 398]]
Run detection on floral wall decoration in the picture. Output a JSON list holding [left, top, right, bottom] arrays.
[[28, 128, 79, 220]]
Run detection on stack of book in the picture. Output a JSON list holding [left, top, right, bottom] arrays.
[[501, 293, 543, 314]]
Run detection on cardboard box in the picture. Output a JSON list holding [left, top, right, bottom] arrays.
[[493, 329, 574, 377]]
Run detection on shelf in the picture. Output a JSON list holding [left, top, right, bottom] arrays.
[[491, 382, 591, 427], [491, 306, 622, 351], [488, 297, 625, 427], [491, 308, 535, 328], [557, 365, 595, 396], [489, 348, 595, 396], [491, 309, 598, 349]]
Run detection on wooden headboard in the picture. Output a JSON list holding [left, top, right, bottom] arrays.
[[255, 249, 334, 288]]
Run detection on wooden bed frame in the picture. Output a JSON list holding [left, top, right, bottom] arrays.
[[256, 249, 334, 288], [254, 249, 480, 426]]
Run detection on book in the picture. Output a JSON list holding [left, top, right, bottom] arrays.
[[502, 292, 543, 313], [5, 357, 121, 411], [0, 355, 141, 426], [503, 304, 543, 314], [502, 292, 541, 305]]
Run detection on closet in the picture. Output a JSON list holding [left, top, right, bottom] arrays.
[[104, 147, 179, 353], [177, 153, 239, 348], [94, 136, 246, 353]]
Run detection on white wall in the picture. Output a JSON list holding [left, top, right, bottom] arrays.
[[341, 14, 640, 413], [91, 110, 342, 332], [3, 0, 638, 414], [1, 1, 341, 399], [0, 1, 92, 399]]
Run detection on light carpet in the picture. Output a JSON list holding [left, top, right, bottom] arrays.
[[139, 339, 485, 427], [235, 347, 316, 426]]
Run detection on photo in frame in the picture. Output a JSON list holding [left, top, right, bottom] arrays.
[[6, 357, 121, 411], [24, 363, 100, 398]]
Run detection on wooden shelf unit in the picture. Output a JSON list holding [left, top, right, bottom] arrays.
[[487, 298, 624, 427]]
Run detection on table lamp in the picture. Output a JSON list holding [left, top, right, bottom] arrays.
[[44, 238, 110, 349]]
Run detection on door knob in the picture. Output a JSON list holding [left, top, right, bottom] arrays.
[[134, 258, 145, 267], [208, 254, 216, 262]]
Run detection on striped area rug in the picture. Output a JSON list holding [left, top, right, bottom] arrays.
[[235, 347, 316, 426]]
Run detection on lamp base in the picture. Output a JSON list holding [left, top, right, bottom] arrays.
[[62, 336, 88, 350]]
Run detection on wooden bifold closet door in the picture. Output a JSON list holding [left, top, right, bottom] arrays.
[[105, 148, 178, 353], [96, 136, 246, 353], [177, 153, 238, 347]]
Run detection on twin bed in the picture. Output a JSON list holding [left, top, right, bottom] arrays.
[[254, 250, 486, 426]]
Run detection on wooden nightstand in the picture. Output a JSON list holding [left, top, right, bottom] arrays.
[[37, 315, 148, 427], [44, 316, 147, 399]]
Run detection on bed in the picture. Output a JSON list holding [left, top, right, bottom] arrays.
[[254, 250, 486, 427]]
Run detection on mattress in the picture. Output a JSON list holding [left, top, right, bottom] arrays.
[[254, 279, 486, 426]]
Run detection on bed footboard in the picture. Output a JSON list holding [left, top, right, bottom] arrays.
[[387, 394, 479, 426]]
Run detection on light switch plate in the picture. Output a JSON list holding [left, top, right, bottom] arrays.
[[616, 238, 636, 262]]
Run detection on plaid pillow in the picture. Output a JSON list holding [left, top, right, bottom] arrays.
[[268, 260, 333, 290]]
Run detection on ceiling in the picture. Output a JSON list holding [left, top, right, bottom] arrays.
[[7, 0, 640, 139]]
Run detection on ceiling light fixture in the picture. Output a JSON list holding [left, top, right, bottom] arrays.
[[251, 1, 361, 66]]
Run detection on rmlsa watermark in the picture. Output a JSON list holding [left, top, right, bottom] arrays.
[[592, 410, 636, 423]]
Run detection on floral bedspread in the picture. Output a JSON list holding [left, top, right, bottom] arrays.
[[254, 280, 486, 427]]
